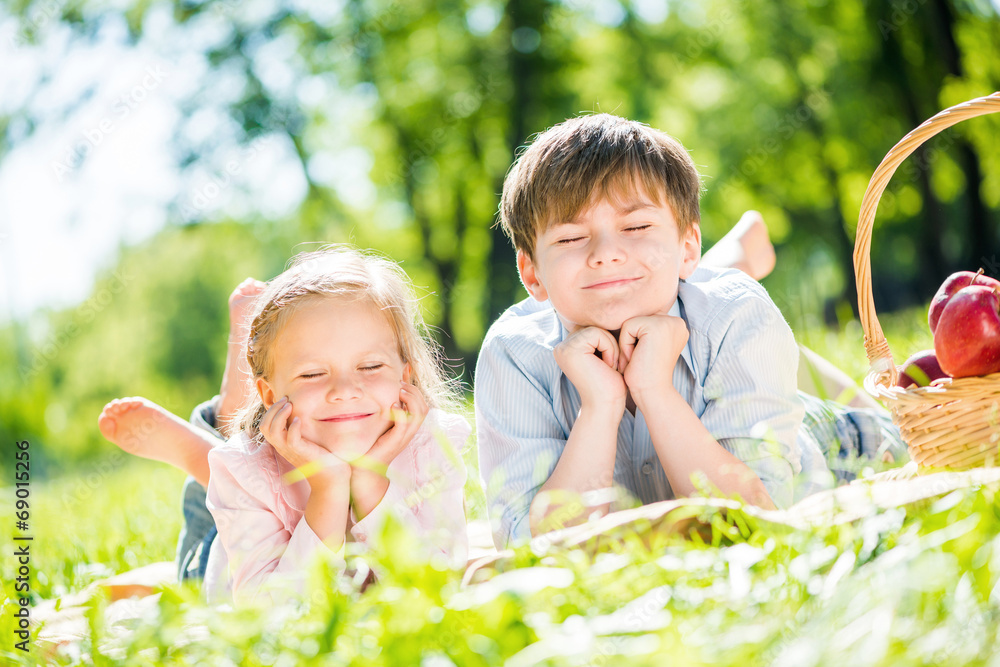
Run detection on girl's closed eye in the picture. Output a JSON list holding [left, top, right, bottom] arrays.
[[360, 363, 385, 372], [299, 371, 324, 379]]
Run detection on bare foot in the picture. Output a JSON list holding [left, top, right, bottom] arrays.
[[218, 278, 267, 436], [98, 397, 218, 485], [701, 210, 777, 281], [229, 277, 267, 341]]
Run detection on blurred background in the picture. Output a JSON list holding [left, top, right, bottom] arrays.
[[1, 0, 999, 475]]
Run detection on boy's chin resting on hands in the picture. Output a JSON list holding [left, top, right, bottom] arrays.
[[553, 326, 628, 409]]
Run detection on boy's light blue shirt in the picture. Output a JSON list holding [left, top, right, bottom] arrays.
[[474, 266, 832, 549]]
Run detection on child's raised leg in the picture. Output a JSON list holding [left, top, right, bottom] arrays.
[[701, 210, 776, 281], [98, 397, 220, 486], [217, 278, 267, 437], [704, 212, 882, 409]]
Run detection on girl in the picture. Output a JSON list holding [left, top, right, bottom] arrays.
[[99, 246, 470, 604]]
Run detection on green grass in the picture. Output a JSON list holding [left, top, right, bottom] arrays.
[[5, 458, 185, 600], [5, 312, 1000, 666], [795, 306, 935, 386], [6, 472, 1000, 666]]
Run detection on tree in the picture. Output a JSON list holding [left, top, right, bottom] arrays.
[[4, 0, 998, 464]]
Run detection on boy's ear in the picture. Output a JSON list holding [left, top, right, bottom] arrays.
[[517, 249, 549, 302], [678, 223, 702, 280], [256, 377, 277, 408]]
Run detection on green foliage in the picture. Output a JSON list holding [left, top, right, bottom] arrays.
[[3, 0, 999, 470], [6, 458, 1000, 666], [3, 3, 998, 664], [795, 304, 935, 387], [0, 220, 300, 467]]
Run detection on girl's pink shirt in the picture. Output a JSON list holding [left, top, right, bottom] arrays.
[[204, 408, 470, 604]]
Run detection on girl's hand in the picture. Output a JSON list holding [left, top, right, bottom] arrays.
[[348, 383, 428, 522], [260, 397, 351, 486], [365, 382, 429, 468]]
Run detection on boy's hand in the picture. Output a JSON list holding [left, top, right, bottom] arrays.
[[554, 326, 627, 410], [364, 382, 429, 469], [260, 397, 351, 486], [618, 314, 689, 405]]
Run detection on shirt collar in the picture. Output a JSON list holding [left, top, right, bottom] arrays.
[[669, 295, 695, 374]]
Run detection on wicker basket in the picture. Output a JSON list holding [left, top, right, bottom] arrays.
[[854, 91, 1000, 470]]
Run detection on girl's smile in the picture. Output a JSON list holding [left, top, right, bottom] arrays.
[[319, 412, 375, 422]]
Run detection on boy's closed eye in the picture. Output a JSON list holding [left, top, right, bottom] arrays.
[[553, 224, 651, 244]]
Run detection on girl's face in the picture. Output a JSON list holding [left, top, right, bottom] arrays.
[[256, 296, 408, 459]]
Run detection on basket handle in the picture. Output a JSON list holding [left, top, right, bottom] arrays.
[[854, 91, 1000, 390]]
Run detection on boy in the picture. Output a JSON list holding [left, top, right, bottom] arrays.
[[475, 114, 903, 549]]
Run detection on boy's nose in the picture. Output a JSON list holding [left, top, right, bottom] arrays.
[[588, 232, 626, 266]]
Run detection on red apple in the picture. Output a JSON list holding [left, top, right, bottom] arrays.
[[929, 269, 1000, 334], [933, 285, 1000, 378], [895, 349, 949, 388]]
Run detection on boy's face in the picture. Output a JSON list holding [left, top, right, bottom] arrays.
[[517, 189, 701, 333]]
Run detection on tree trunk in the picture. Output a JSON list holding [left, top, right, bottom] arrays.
[[928, 0, 993, 274]]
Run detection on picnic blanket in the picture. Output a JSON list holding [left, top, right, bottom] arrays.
[[462, 463, 1000, 582]]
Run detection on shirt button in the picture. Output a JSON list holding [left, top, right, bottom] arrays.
[[641, 462, 653, 475]]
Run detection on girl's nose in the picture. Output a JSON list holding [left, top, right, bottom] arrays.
[[326, 375, 363, 400]]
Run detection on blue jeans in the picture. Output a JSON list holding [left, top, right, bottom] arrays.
[[175, 397, 222, 582], [799, 392, 908, 483]]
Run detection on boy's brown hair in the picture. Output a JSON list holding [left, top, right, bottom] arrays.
[[499, 113, 703, 259]]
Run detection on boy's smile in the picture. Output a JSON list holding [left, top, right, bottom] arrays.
[[517, 190, 701, 333]]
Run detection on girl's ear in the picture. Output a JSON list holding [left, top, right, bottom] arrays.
[[256, 377, 277, 408], [402, 363, 412, 384]]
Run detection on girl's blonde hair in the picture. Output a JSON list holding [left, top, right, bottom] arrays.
[[234, 245, 458, 446]]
